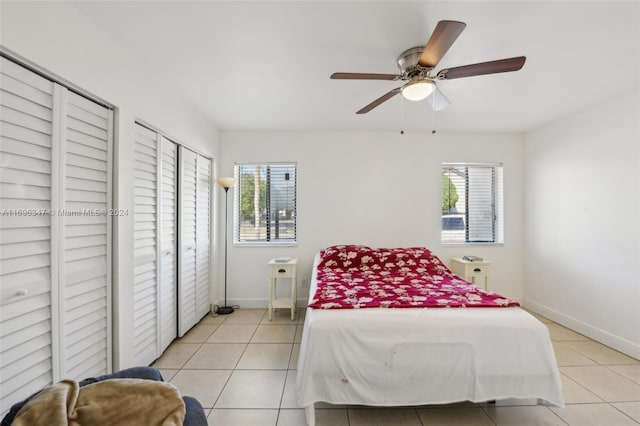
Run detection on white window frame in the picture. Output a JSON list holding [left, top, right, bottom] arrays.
[[233, 162, 297, 246], [441, 163, 504, 246]]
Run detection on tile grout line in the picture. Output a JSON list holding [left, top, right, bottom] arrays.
[[608, 402, 640, 425], [202, 310, 296, 420], [207, 312, 262, 413], [479, 406, 498, 425], [602, 364, 640, 385], [558, 372, 604, 404], [547, 404, 571, 425]]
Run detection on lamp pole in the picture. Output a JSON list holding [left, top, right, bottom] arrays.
[[217, 178, 235, 315]]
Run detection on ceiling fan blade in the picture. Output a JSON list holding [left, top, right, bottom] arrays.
[[356, 88, 402, 114], [427, 87, 450, 111], [437, 56, 526, 80], [419, 20, 467, 69], [331, 72, 401, 80]]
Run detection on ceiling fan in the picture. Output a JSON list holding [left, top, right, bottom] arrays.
[[331, 20, 526, 114]]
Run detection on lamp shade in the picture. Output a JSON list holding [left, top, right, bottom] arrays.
[[217, 177, 235, 189], [401, 80, 436, 101]]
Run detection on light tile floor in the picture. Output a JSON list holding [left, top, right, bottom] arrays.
[[153, 308, 640, 426]]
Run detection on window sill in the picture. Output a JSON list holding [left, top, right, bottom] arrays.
[[234, 241, 298, 248], [441, 242, 504, 247]]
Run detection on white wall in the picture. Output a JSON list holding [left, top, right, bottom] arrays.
[[218, 131, 525, 307], [523, 91, 640, 358], [1, 2, 220, 369]]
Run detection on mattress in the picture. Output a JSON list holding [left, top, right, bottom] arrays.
[[295, 253, 563, 425]]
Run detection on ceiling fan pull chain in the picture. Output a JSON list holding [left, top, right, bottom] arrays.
[[400, 95, 405, 135], [432, 99, 437, 134]]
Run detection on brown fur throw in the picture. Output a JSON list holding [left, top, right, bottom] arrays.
[[13, 379, 185, 426]]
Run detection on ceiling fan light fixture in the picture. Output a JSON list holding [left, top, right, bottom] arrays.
[[401, 79, 436, 101]]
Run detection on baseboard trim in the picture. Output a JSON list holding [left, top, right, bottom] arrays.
[[523, 298, 640, 360], [212, 298, 309, 310]]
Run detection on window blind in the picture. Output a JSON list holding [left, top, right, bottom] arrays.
[[234, 164, 297, 244], [441, 163, 503, 244]]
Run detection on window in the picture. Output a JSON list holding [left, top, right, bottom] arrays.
[[234, 163, 297, 244], [441, 163, 503, 245]]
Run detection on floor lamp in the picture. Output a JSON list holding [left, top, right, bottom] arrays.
[[217, 177, 235, 315]]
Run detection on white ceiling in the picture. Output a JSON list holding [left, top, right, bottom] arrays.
[[73, 1, 639, 133]]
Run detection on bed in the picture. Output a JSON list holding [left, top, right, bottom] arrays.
[[295, 245, 563, 426]]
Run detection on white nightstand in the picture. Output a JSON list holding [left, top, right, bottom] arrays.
[[268, 258, 298, 321], [450, 258, 491, 290]]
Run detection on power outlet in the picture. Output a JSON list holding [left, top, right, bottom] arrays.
[[301, 277, 309, 288]]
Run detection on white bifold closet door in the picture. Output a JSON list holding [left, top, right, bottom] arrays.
[[59, 88, 112, 380], [132, 124, 179, 365], [0, 57, 112, 414], [195, 152, 211, 321], [133, 123, 213, 360], [132, 124, 160, 365], [159, 138, 178, 352], [178, 147, 211, 336]]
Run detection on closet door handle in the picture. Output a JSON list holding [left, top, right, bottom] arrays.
[[16, 289, 28, 297]]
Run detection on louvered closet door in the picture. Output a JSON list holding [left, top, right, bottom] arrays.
[[132, 126, 180, 360], [59, 90, 112, 379], [0, 57, 56, 414], [0, 57, 112, 414], [159, 137, 178, 352], [195, 154, 211, 319], [132, 124, 159, 365], [178, 147, 197, 336]]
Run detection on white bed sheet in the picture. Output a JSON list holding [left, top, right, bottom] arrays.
[[296, 255, 563, 425]]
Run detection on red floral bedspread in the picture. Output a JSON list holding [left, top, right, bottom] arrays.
[[308, 245, 520, 309]]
